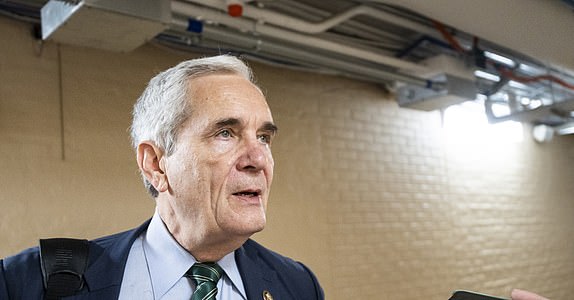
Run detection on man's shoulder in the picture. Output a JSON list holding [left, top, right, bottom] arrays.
[[3, 221, 146, 267], [242, 239, 306, 270], [2, 243, 42, 278], [89, 223, 146, 248], [1, 245, 42, 280], [1, 244, 43, 298], [1, 220, 150, 299], [238, 239, 324, 299]]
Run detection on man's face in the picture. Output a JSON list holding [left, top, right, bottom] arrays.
[[161, 73, 276, 244]]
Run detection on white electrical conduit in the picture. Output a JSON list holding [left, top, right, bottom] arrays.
[[171, 1, 430, 74], [170, 17, 432, 87], [184, 0, 440, 38], [260, 0, 409, 45]]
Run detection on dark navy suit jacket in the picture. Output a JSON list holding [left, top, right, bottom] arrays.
[[0, 220, 324, 299]]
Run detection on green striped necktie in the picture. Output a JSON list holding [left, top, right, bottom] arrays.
[[186, 262, 225, 300]]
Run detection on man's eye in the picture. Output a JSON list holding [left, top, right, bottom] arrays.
[[258, 134, 271, 144], [217, 129, 232, 138]]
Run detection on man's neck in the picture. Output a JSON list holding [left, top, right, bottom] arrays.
[[157, 206, 250, 262], [186, 237, 246, 262]]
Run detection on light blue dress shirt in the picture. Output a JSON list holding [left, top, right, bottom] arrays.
[[118, 211, 247, 300]]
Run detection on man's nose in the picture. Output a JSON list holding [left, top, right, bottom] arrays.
[[236, 138, 269, 172]]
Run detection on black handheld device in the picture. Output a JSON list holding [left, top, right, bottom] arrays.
[[449, 290, 509, 300]]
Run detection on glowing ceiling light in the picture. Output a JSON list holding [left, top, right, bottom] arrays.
[[442, 101, 524, 156], [484, 51, 516, 67], [490, 103, 511, 117], [557, 123, 574, 135], [474, 70, 501, 81], [518, 63, 543, 75], [508, 80, 529, 90], [532, 124, 554, 143], [529, 99, 542, 109]]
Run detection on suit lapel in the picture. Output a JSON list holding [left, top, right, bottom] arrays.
[[235, 240, 277, 300], [75, 220, 151, 298], [68, 222, 278, 299]]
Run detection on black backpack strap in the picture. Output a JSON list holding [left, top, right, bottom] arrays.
[[39, 238, 89, 300]]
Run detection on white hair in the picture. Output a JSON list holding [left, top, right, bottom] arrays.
[[130, 55, 255, 197]]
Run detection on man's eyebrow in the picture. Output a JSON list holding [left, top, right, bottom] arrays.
[[261, 122, 278, 134], [209, 118, 277, 134], [213, 118, 241, 129]]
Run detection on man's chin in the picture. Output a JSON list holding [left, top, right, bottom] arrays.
[[222, 218, 266, 238]]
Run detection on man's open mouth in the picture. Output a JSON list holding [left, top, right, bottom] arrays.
[[232, 189, 261, 197]]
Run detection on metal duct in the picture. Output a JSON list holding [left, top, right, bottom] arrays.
[[41, 0, 171, 52]]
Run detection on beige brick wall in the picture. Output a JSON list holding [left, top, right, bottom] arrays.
[[1, 16, 573, 299]]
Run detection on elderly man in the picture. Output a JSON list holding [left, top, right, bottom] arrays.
[[0, 55, 324, 299]]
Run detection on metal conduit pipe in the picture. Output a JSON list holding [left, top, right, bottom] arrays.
[[184, 0, 440, 38], [172, 1, 429, 74], [485, 101, 552, 123], [261, 0, 409, 45], [484, 97, 574, 123], [170, 17, 433, 88]]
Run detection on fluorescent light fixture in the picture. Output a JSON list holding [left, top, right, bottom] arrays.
[[556, 123, 574, 135], [508, 80, 529, 90], [484, 51, 516, 67], [474, 70, 500, 81], [518, 63, 543, 75]]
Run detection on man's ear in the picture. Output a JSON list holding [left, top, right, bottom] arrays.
[[137, 141, 169, 193]]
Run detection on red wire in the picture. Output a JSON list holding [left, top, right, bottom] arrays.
[[432, 20, 467, 54], [433, 19, 574, 92]]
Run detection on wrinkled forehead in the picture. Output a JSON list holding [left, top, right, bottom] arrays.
[[186, 73, 273, 122]]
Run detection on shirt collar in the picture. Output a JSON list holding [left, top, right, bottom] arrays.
[[143, 210, 246, 299], [218, 250, 246, 298]]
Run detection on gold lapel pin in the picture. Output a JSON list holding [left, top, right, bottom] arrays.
[[262, 290, 274, 300]]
